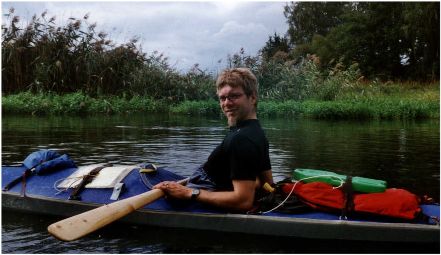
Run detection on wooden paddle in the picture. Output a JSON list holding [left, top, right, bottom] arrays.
[[47, 178, 189, 241]]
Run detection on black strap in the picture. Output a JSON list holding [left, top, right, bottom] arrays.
[[3, 168, 33, 192], [341, 175, 355, 219], [68, 163, 112, 200]]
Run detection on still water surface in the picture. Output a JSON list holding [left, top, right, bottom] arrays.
[[2, 114, 440, 253]]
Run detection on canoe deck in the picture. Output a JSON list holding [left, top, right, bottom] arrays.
[[2, 165, 439, 243]]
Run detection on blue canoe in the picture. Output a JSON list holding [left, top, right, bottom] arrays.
[[2, 164, 439, 243]]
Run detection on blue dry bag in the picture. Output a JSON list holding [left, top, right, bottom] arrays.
[[34, 154, 76, 175], [3, 150, 76, 191], [23, 149, 61, 169]]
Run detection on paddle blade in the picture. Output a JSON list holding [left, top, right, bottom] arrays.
[[47, 188, 164, 241]]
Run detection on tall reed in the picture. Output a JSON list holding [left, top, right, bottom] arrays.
[[2, 9, 215, 102]]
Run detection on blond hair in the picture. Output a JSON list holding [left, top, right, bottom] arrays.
[[216, 68, 258, 99]]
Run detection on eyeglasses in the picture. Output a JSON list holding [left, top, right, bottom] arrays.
[[218, 93, 244, 102]]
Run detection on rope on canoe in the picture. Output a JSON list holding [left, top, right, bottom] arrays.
[[53, 176, 85, 195]]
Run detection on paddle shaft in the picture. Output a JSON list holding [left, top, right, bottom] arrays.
[[47, 178, 189, 241]]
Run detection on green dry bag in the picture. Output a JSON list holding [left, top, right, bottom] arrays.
[[292, 169, 387, 193]]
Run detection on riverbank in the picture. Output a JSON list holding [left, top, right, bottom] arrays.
[[2, 83, 439, 119]]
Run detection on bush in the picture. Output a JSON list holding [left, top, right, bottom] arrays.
[[170, 100, 220, 115], [1, 9, 216, 102]]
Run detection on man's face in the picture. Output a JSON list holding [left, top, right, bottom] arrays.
[[217, 85, 256, 127]]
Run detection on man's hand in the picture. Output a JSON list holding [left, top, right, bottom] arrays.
[[153, 180, 256, 211], [153, 181, 192, 200]]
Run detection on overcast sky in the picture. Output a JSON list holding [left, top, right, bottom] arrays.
[[2, 1, 289, 73]]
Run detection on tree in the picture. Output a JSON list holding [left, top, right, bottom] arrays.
[[283, 2, 440, 81], [283, 2, 349, 45], [317, 2, 406, 79], [401, 2, 440, 80], [226, 48, 260, 73], [260, 32, 290, 61]]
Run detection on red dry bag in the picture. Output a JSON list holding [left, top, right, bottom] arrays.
[[282, 181, 421, 220]]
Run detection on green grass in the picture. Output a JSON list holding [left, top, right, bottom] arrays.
[[1, 92, 166, 115], [170, 100, 220, 115], [2, 83, 439, 119], [300, 97, 439, 119]]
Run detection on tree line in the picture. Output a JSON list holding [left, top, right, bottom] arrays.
[[262, 2, 439, 81]]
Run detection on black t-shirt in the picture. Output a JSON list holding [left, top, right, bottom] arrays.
[[202, 119, 271, 191]]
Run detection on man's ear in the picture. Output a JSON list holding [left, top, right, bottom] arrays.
[[250, 93, 257, 106]]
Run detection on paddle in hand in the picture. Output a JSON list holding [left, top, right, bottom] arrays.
[[47, 178, 188, 241]]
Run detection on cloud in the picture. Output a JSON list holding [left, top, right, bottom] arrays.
[[2, 1, 288, 72], [214, 21, 267, 39]]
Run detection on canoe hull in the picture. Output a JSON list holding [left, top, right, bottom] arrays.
[[3, 191, 439, 243]]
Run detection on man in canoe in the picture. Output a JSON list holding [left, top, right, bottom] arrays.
[[154, 67, 273, 211]]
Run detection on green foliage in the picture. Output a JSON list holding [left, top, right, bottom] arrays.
[[257, 55, 362, 102], [401, 2, 440, 80], [1, 91, 162, 115], [258, 100, 303, 117], [283, 2, 440, 81], [284, 2, 349, 45], [2, 6, 439, 120], [4, 82, 438, 119], [170, 100, 220, 115], [257, 94, 439, 120], [226, 48, 260, 73], [1, 9, 216, 101], [260, 32, 290, 61]]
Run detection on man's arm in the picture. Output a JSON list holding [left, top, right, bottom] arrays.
[[153, 180, 256, 212], [196, 180, 255, 211], [260, 169, 274, 185], [255, 169, 274, 189]]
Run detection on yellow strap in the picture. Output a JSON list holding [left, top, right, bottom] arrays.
[[263, 182, 275, 193], [139, 168, 156, 173]]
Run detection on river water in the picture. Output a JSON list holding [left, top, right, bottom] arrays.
[[2, 114, 440, 253]]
